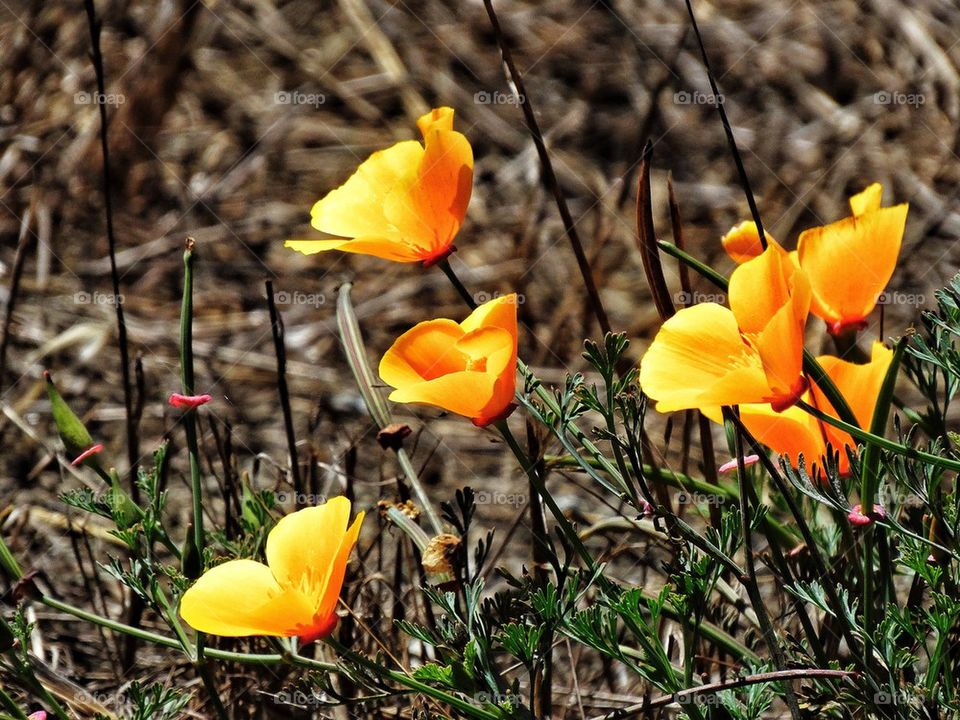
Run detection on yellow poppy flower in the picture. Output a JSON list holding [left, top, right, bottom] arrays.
[[286, 107, 474, 266], [380, 294, 518, 426], [180, 497, 363, 643], [640, 244, 810, 413], [797, 184, 908, 335]]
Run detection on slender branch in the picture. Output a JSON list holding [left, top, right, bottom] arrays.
[[82, 0, 139, 497], [479, 0, 611, 335], [588, 668, 856, 719], [265, 281, 304, 506], [682, 0, 766, 248], [726, 408, 802, 720]]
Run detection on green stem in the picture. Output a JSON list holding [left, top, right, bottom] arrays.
[[0, 686, 27, 720], [324, 639, 504, 720], [859, 338, 906, 674], [177, 241, 226, 720], [494, 420, 598, 574], [40, 595, 336, 669], [180, 241, 204, 564], [545, 455, 799, 549], [797, 400, 960, 472]]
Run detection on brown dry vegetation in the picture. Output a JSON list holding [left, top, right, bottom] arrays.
[[2, 0, 960, 717]]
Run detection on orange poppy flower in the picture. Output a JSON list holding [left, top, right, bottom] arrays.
[[797, 184, 908, 335], [380, 294, 518, 426], [285, 107, 473, 266], [180, 497, 363, 643], [721, 221, 776, 264], [720, 341, 893, 476], [639, 244, 810, 413]]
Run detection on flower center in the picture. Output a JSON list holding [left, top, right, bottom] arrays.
[[466, 356, 487, 372]]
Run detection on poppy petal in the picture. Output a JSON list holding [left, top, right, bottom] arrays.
[[407, 127, 473, 255], [812, 340, 893, 454], [378, 319, 467, 388], [849, 183, 883, 217], [729, 244, 796, 334], [317, 511, 365, 619], [388, 371, 499, 419], [797, 204, 908, 328], [180, 559, 314, 637], [639, 303, 772, 412], [721, 221, 775, 264], [456, 326, 514, 375], [460, 293, 519, 338], [417, 107, 455, 137], [266, 498, 355, 601], [735, 403, 826, 472], [283, 238, 426, 263], [309, 140, 423, 240]]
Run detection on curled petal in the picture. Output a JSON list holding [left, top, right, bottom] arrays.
[[169, 393, 212, 410], [721, 221, 773, 264], [70, 443, 104, 467], [718, 454, 760, 474], [848, 503, 887, 527]]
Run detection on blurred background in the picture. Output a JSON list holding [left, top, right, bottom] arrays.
[[1, 0, 959, 712]]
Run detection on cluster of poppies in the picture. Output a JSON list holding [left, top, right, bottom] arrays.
[[179, 106, 908, 644], [640, 183, 907, 476]]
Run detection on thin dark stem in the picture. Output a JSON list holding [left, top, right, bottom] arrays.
[[82, 0, 139, 497], [265, 280, 303, 505], [0, 217, 30, 389], [727, 408, 802, 720], [588, 668, 856, 719], [682, 0, 766, 249], [480, 0, 611, 336]]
